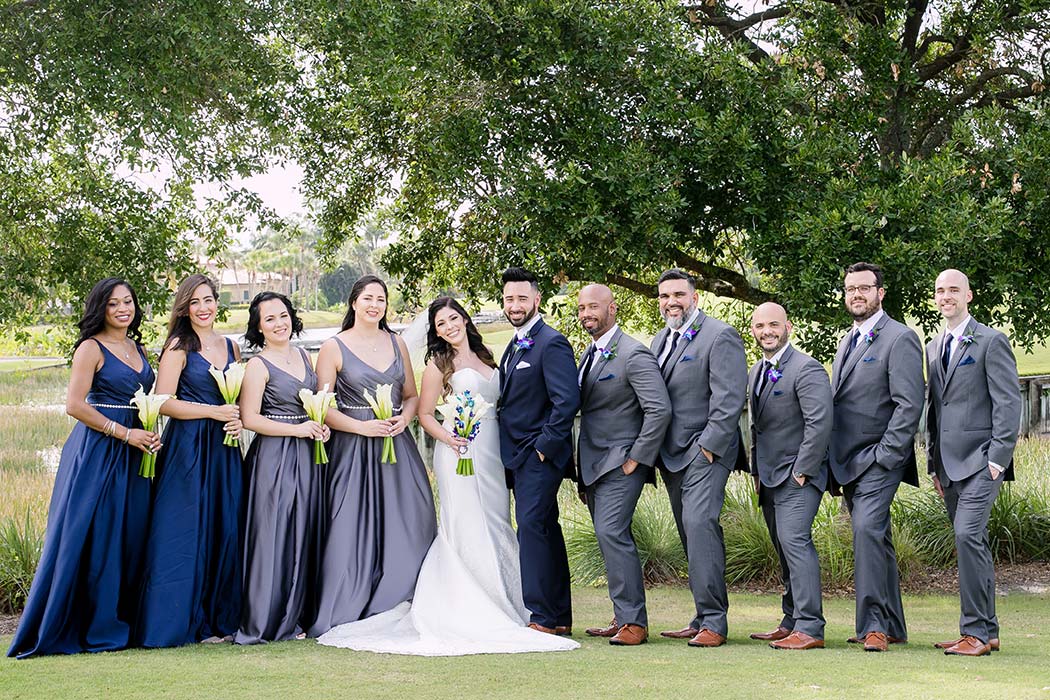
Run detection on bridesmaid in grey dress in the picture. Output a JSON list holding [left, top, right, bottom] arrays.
[[235, 292, 330, 644], [309, 275, 437, 637]]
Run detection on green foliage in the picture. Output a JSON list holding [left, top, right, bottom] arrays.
[[293, 0, 1050, 360], [0, 512, 44, 614]]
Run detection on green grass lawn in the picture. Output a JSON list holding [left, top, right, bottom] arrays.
[[1, 587, 1047, 700]]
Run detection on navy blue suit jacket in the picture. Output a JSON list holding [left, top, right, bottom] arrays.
[[498, 318, 580, 476]]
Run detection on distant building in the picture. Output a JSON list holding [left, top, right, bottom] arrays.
[[203, 260, 292, 304]]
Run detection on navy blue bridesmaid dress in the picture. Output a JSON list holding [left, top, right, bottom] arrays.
[[137, 338, 244, 647], [7, 340, 154, 659]]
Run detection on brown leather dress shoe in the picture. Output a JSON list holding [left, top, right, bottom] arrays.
[[609, 624, 648, 646], [863, 631, 888, 652], [847, 634, 906, 644], [586, 620, 620, 637], [770, 631, 825, 650], [934, 636, 1000, 651], [687, 628, 726, 647], [554, 626, 572, 636], [660, 626, 699, 639], [750, 626, 791, 641], [944, 635, 991, 657], [528, 623, 556, 635]]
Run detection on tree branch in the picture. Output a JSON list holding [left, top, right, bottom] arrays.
[[901, 0, 929, 57], [915, 33, 953, 61], [671, 249, 775, 305], [684, 4, 772, 66]]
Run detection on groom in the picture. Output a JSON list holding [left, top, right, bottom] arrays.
[[498, 267, 580, 635]]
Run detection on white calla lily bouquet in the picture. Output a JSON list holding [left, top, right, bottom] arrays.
[[208, 362, 246, 447], [364, 384, 397, 464], [299, 383, 336, 464], [130, 385, 173, 478]]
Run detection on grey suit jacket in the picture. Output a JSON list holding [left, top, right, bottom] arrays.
[[577, 329, 671, 487], [748, 345, 832, 491], [925, 319, 1020, 482], [650, 309, 748, 473], [829, 313, 924, 487]]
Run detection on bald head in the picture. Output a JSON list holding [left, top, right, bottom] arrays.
[[577, 284, 618, 339], [934, 269, 972, 325], [751, 302, 792, 358]]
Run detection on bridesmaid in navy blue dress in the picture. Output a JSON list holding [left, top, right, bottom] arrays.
[[137, 274, 244, 647], [8, 278, 161, 659]]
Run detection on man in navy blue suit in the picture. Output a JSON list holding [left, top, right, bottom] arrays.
[[497, 267, 581, 635]]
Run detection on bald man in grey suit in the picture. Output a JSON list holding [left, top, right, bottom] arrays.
[[650, 269, 748, 648], [926, 269, 1020, 657], [576, 285, 670, 646], [830, 262, 924, 652], [747, 303, 832, 651]]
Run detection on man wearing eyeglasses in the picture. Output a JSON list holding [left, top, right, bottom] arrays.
[[830, 262, 924, 652], [926, 269, 1019, 657]]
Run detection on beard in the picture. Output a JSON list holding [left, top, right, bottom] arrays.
[[506, 304, 537, 328], [662, 301, 697, 330]]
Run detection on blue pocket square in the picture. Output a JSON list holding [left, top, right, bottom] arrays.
[[959, 356, 976, 366], [598, 373, 615, 381], [680, 355, 693, 362], [773, 390, 783, 396], [862, 357, 876, 363]]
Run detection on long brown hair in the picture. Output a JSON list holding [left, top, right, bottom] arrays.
[[165, 274, 219, 353], [341, 275, 392, 332], [425, 297, 496, 397]]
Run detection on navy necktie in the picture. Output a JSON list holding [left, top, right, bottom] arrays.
[[660, 330, 680, 371], [942, 333, 954, 371], [580, 345, 596, 386]]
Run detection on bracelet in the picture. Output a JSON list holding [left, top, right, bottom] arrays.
[[121, 425, 131, 444], [102, 419, 114, 437]]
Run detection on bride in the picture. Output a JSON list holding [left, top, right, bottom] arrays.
[[317, 297, 578, 656]]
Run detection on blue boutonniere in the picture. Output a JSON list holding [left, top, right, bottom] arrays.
[[681, 318, 703, 343], [597, 342, 617, 361], [766, 360, 783, 384], [864, 328, 879, 344], [514, 336, 535, 352]]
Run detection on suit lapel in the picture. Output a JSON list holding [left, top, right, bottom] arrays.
[[502, 318, 544, 391], [662, 310, 705, 379], [944, 319, 977, 388], [583, 328, 621, 400], [831, 330, 851, 394], [835, 315, 887, 393], [755, 346, 792, 420]]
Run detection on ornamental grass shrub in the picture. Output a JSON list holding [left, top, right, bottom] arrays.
[[0, 511, 43, 613]]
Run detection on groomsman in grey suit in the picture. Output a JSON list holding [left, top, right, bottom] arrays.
[[650, 269, 748, 648], [576, 284, 671, 646], [830, 262, 924, 652], [926, 269, 1020, 657], [747, 303, 832, 651]]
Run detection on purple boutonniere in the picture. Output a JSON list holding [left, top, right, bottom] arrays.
[[958, 334, 976, 345], [766, 361, 783, 384], [681, 318, 703, 343], [864, 328, 879, 344], [598, 344, 617, 361], [514, 336, 535, 352]]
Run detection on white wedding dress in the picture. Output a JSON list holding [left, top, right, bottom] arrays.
[[317, 368, 579, 656]]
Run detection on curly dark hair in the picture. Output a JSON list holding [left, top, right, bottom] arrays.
[[425, 297, 496, 397], [244, 291, 303, 349], [341, 275, 392, 331], [73, 277, 144, 351]]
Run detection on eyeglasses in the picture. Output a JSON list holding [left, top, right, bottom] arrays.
[[844, 285, 877, 295]]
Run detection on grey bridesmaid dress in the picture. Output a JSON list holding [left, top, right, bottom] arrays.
[[235, 349, 324, 644], [308, 333, 437, 636]]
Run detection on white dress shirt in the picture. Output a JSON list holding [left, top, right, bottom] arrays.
[[657, 308, 700, 367], [580, 324, 619, 384]]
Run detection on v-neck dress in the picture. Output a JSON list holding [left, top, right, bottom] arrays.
[[137, 338, 244, 647], [8, 340, 155, 658], [308, 334, 436, 636], [234, 349, 324, 644]]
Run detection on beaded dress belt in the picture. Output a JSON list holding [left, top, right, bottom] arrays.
[[263, 413, 308, 420], [88, 402, 135, 409], [338, 403, 403, 412]]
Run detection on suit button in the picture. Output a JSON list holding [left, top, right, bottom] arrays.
[[943, 401, 949, 405]]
